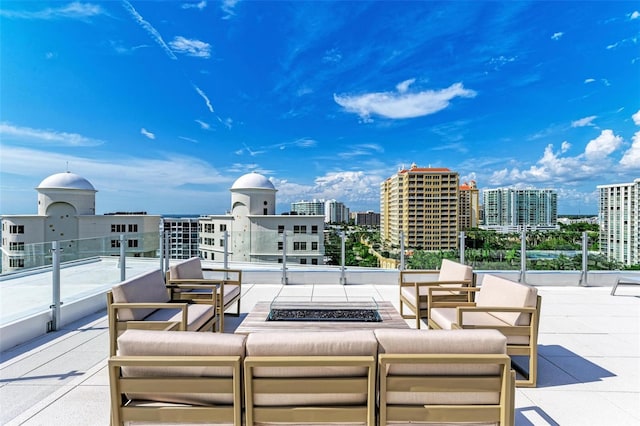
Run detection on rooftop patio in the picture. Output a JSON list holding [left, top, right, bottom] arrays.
[[1, 261, 639, 425]]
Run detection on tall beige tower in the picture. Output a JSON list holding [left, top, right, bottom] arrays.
[[380, 164, 459, 250], [459, 180, 479, 231]]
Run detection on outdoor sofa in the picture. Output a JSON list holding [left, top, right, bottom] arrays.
[[109, 328, 516, 425]]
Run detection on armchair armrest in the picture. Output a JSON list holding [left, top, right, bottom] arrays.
[[110, 302, 189, 331], [399, 270, 439, 288], [455, 305, 537, 328]]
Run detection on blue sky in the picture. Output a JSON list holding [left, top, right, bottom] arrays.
[[1, 1, 639, 216]]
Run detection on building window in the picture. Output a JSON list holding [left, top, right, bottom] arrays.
[[311, 225, 318, 234], [110, 240, 120, 248], [220, 224, 227, 232], [312, 242, 318, 250], [278, 241, 283, 250], [128, 239, 139, 248], [111, 224, 126, 233], [263, 208, 268, 215], [311, 258, 318, 265], [9, 259, 24, 267], [220, 239, 224, 247], [293, 242, 307, 251], [294, 225, 307, 234], [299, 259, 307, 265], [278, 225, 284, 234], [9, 225, 24, 234], [128, 224, 138, 232], [9, 242, 25, 251]]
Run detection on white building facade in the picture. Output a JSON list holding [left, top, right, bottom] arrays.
[[199, 172, 325, 265], [162, 217, 200, 259], [481, 187, 558, 233], [598, 178, 640, 266], [1, 172, 160, 272]]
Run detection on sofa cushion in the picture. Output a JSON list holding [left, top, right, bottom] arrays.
[[246, 330, 377, 407], [401, 286, 456, 309], [111, 269, 169, 321], [476, 275, 538, 326], [430, 308, 531, 345], [169, 257, 204, 280], [438, 259, 474, 282], [143, 304, 215, 332], [375, 329, 506, 407], [117, 329, 246, 405], [222, 284, 240, 307]]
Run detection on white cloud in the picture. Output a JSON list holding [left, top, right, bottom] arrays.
[[334, 82, 476, 122], [221, 0, 239, 18], [584, 129, 622, 160], [630, 11, 639, 20], [322, 48, 342, 63], [140, 128, 155, 139], [584, 78, 595, 84], [488, 130, 624, 186], [632, 109, 640, 126], [169, 36, 211, 58], [182, 1, 207, 10], [122, 1, 177, 60], [396, 79, 415, 94], [551, 32, 563, 40], [193, 85, 214, 113], [0, 2, 104, 19], [571, 115, 597, 127], [0, 122, 104, 146], [195, 119, 210, 130], [179, 136, 198, 143], [620, 131, 640, 169]]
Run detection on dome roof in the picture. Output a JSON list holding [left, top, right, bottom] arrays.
[[231, 172, 276, 191], [37, 172, 96, 191]]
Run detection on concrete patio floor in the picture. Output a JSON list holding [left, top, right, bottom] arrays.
[[1, 281, 639, 425]]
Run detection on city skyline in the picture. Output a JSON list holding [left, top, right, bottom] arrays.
[[1, 1, 639, 216]]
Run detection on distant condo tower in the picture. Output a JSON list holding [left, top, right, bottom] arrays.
[[198, 172, 325, 265], [0, 171, 161, 272]]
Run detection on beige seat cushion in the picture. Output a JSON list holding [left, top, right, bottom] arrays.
[[375, 329, 506, 406], [401, 286, 456, 309], [117, 329, 246, 405], [111, 269, 169, 321], [143, 303, 215, 331], [438, 258, 473, 282], [476, 275, 538, 325], [222, 284, 240, 306]]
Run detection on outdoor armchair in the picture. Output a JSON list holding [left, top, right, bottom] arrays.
[[399, 259, 475, 328]]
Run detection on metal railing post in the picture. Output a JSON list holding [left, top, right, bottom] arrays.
[[340, 231, 347, 285], [159, 228, 165, 272], [519, 229, 527, 283], [119, 234, 126, 281], [459, 231, 466, 264], [164, 231, 170, 272], [281, 232, 288, 285], [399, 231, 405, 270], [49, 241, 62, 332], [223, 231, 229, 270], [579, 231, 589, 286]]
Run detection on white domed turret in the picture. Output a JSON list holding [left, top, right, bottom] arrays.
[[36, 171, 97, 216], [230, 172, 277, 216], [37, 172, 96, 191]]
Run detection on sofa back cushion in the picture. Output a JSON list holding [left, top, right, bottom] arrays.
[[111, 269, 169, 321], [476, 274, 538, 325], [117, 329, 246, 405], [169, 256, 204, 280], [375, 328, 506, 375], [438, 259, 473, 282], [246, 330, 377, 377]]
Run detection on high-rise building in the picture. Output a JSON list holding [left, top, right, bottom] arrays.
[[199, 172, 324, 265], [597, 178, 640, 266], [324, 200, 349, 224], [459, 180, 480, 231], [353, 211, 380, 227], [291, 200, 324, 216], [380, 164, 459, 250], [1, 172, 160, 272], [481, 187, 558, 233], [162, 217, 200, 259]]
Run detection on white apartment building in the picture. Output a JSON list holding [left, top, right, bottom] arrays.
[[325, 199, 349, 224], [291, 199, 325, 215], [199, 172, 324, 265], [482, 187, 558, 233], [598, 178, 640, 266], [1, 172, 160, 272], [162, 217, 200, 259]]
